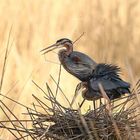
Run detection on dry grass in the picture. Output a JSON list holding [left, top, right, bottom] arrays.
[[0, 0, 140, 139]]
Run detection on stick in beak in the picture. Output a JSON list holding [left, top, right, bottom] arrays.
[[40, 43, 59, 55]]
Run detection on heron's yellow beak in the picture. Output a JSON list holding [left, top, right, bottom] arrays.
[[40, 42, 62, 55]]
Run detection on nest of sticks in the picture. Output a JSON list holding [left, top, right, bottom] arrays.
[[1, 78, 140, 140]]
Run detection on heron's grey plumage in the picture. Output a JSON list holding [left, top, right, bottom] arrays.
[[41, 38, 131, 101], [59, 50, 97, 81], [82, 64, 130, 100]]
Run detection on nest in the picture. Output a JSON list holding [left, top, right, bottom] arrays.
[[1, 79, 140, 140]]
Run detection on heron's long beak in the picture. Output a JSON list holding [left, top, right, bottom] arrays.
[[40, 43, 60, 55]]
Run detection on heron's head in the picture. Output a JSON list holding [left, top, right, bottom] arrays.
[[41, 38, 73, 55]]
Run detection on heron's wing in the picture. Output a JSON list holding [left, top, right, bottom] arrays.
[[63, 53, 97, 81], [89, 63, 130, 91], [93, 63, 120, 76], [71, 51, 97, 69], [66, 63, 93, 81], [89, 77, 130, 91]]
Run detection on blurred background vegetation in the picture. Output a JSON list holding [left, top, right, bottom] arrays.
[[0, 0, 140, 139]]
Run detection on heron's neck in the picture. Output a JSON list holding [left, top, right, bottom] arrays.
[[64, 44, 73, 55], [58, 50, 68, 66]]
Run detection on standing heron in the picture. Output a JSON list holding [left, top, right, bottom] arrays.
[[41, 38, 130, 103], [41, 38, 97, 81]]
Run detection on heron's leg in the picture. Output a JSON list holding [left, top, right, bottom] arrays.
[[79, 99, 86, 108], [93, 100, 96, 110], [70, 82, 83, 107]]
